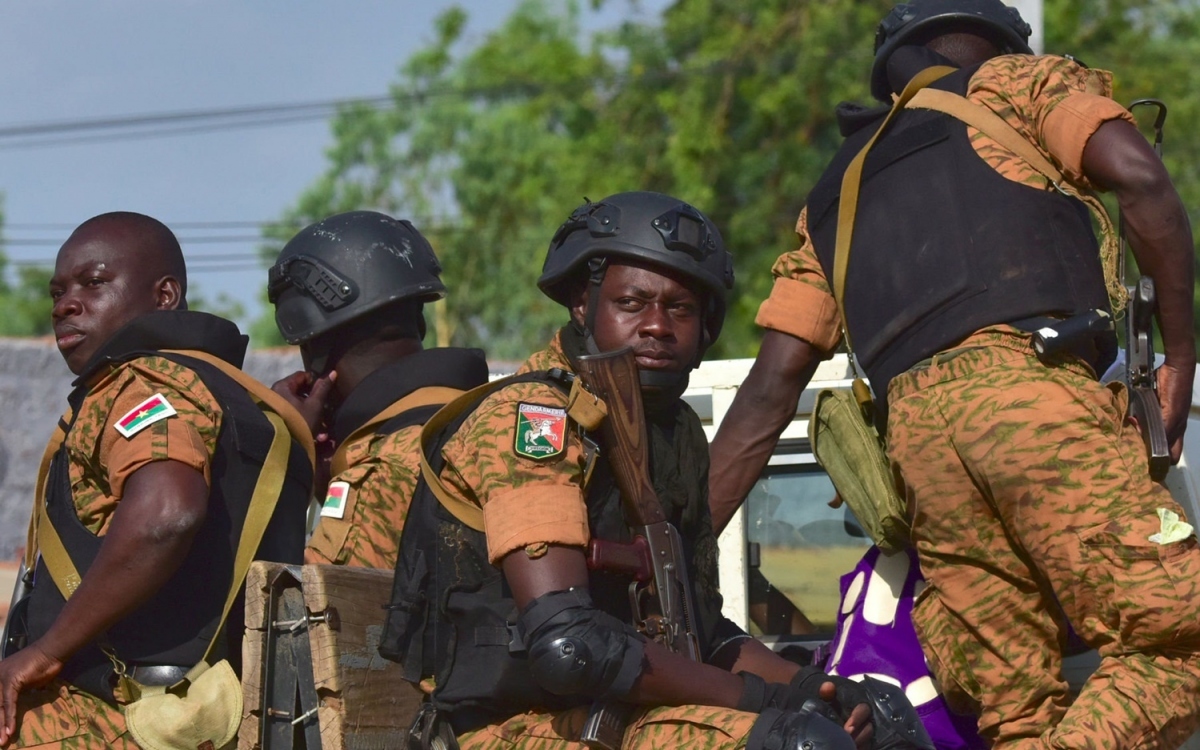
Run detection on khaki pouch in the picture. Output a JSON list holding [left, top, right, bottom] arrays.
[[809, 387, 910, 553], [121, 659, 242, 750]]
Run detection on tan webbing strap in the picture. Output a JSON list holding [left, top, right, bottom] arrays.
[[906, 87, 1126, 314], [30, 410, 83, 599], [193, 410, 291, 674], [833, 66, 956, 342], [417, 373, 607, 533], [162, 349, 316, 469], [908, 87, 1065, 185], [329, 386, 468, 477], [417, 379, 517, 532]]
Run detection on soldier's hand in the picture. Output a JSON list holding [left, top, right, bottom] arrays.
[[272, 370, 337, 438], [0, 642, 63, 745], [739, 671, 873, 748], [1157, 360, 1194, 462]]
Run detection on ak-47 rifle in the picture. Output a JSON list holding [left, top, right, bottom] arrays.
[[1121, 99, 1171, 482], [573, 348, 701, 750]]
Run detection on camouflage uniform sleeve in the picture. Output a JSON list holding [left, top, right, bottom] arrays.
[[968, 54, 1136, 190], [306, 429, 419, 568], [95, 357, 221, 500], [754, 206, 844, 354], [440, 382, 590, 565]]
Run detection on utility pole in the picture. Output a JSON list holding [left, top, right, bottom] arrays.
[[1008, 0, 1044, 54]]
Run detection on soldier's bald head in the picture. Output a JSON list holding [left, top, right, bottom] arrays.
[[63, 212, 188, 299], [51, 212, 190, 373]]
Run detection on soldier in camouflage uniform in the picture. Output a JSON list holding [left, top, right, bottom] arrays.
[[710, 1, 1200, 747], [379, 192, 940, 750], [268, 211, 489, 569], [0, 212, 311, 747]]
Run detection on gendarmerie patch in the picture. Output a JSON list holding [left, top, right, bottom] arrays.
[[514, 403, 567, 460], [114, 393, 178, 438]]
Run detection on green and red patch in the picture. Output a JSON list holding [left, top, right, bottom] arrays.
[[514, 403, 567, 460], [114, 393, 178, 438], [321, 481, 351, 519]]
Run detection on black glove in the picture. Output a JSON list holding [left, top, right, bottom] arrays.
[[789, 666, 873, 723], [737, 671, 814, 713]]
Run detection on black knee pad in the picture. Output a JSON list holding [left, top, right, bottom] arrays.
[[747, 704, 857, 750], [518, 588, 645, 699], [860, 676, 936, 750]]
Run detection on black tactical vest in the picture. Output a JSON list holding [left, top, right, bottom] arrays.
[[806, 64, 1111, 404], [25, 311, 311, 703], [379, 371, 733, 735]]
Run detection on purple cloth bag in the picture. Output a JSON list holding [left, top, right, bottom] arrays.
[[825, 546, 985, 750]]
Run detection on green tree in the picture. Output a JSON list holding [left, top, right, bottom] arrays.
[[0, 196, 54, 337], [272, 0, 1200, 357]]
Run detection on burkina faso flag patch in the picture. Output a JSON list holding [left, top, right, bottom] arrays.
[[514, 403, 567, 460], [114, 393, 178, 438]]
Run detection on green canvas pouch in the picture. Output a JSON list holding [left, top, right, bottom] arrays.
[[809, 387, 909, 554]]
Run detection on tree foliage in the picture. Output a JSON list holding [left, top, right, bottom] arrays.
[[270, 0, 1200, 356], [0, 196, 54, 337]]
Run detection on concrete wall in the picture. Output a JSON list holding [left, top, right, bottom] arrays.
[[0, 338, 301, 560]]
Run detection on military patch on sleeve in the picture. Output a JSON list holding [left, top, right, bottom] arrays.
[[114, 393, 178, 439], [320, 481, 351, 519], [514, 403, 568, 460]]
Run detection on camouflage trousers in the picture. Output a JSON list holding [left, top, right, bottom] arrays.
[[458, 704, 758, 750], [887, 330, 1200, 750], [7, 681, 134, 749]]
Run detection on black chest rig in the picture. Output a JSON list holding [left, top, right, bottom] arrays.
[[378, 370, 727, 735], [806, 64, 1112, 402], [24, 312, 311, 703]]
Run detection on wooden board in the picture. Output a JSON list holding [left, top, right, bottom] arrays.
[[238, 562, 422, 750], [302, 564, 422, 750]]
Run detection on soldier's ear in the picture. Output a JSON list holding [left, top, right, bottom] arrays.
[[155, 276, 185, 311], [568, 282, 589, 328]]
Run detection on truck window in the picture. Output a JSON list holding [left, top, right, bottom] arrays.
[[744, 463, 872, 637]]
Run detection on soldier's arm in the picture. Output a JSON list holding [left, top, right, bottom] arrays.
[[502, 545, 746, 708], [708, 330, 821, 534], [0, 461, 208, 744], [1082, 118, 1196, 459]]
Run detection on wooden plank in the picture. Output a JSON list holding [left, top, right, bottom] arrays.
[[238, 561, 292, 750], [302, 564, 420, 750]]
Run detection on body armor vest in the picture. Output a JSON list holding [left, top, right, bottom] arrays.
[[25, 313, 311, 703], [806, 64, 1111, 403], [380, 372, 729, 735]]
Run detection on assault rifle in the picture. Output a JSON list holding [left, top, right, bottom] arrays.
[[574, 348, 701, 750], [1121, 99, 1171, 482]]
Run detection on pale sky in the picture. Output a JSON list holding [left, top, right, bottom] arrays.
[[0, 0, 665, 338]]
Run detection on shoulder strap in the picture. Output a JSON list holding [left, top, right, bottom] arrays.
[[162, 349, 316, 469], [905, 87, 1125, 314], [834, 66, 956, 343], [417, 372, 605, 532], [30, 410, 82, 599], [329, 386, 467, 477]]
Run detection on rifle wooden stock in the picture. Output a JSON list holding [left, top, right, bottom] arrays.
[[574, 348, 665, 526], [574, 348, 700, 750]]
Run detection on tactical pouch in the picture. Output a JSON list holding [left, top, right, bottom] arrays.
[[809, 388, 909, 553], [119, 659, 243, 750]]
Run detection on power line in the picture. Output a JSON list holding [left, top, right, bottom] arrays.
[[0, 62, 716, 149]]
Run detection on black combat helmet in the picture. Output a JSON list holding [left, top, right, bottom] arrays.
[[538, 191, 735, 350], [871, 0, 1033, 101], [268, 211, 446, 345]]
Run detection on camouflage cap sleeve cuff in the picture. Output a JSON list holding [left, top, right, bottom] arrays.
[[755, 277, 842, 354], [1044, 94, 1136, 187], [483, 485, 590, 564]]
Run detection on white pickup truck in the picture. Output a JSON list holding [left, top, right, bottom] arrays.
[[686, 353, 1200, 748]]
